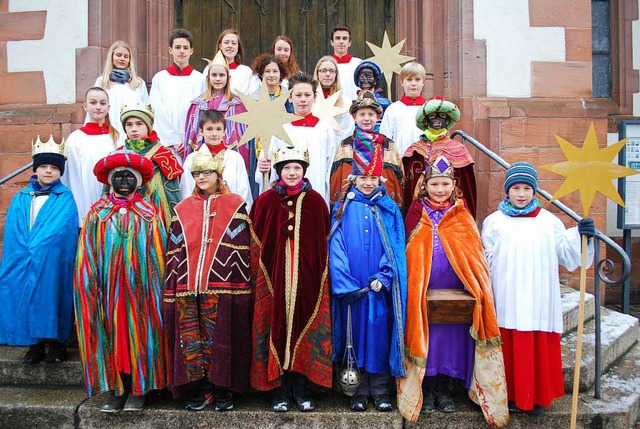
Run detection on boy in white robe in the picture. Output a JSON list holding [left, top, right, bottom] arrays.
[[330, 26, 362, 103]]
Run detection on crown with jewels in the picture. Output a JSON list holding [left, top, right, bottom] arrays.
[[191, 144, 225, 175], [273, 143, 310, 169], [31, 135, 66, 159], [424, 155, 454, 181]]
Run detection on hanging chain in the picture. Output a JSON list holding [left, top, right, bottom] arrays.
[[224, 0, 238, 14], [254, 0, 267, 16], [300, 0, 311, 15]]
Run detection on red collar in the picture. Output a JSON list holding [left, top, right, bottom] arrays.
[[205, 142, 226, 156], [291, 113, 320, 127], [322, 88, 331, 99], [400, 95, 426, 106], [80, 122, 110, 135], [147, 130, 160, 144], [333, 53, 352, 64], [516, 206, 542, 218], [166, 63, 194, 76], [228, 61, 239, 70]]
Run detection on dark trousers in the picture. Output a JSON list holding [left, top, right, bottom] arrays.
[[355, 372, 390, 396]]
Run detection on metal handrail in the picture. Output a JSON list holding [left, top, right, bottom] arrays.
[[0, 162, 33, 186], [451, 129, 631, 399]]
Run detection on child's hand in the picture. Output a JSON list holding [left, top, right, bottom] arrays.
[[370, 279, 382, 292], [578, 218, 595, 238], [258, 157, 271, 174], [175, 142, 186, 157]]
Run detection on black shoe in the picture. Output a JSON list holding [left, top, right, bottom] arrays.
[[525, 405, 545, 416], [45, 341, 67, 364], [272, 381, 290, 412], [372, 394, 393, 412], [123, 393, 146, 411], [292, 373, 315, 412], [421, 389, 435, 414], [436, 375, 455, 413], [100, 392, 128, 413], [22, 343, 45, 365], [215, 389, 234, 411], [508, 401, 522, 413], [349, 395, 368, 411], [186, 386, 215, 411]]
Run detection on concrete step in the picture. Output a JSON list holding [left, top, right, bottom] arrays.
[[0, 345, 83, 387], [561, 285, 595, 334], [562, 307, 640, 392], [0, 386, 85, 429]]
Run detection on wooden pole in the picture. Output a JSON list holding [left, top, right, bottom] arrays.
[[569, 234, 589, 429]]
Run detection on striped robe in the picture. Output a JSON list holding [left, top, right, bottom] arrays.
[[74, 193, 168, 397]]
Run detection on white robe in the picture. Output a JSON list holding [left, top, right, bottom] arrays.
[[336, 57, 362, 102], [180, 149, 253, 210], [481, 209, 594, 334], [61, 130, 120, 226], [202, 64, 254, 97], [379, 101, 423, 156], [86, 77, 149, 147], [255, 121, 336, 205], [149, 69, 203, 148]]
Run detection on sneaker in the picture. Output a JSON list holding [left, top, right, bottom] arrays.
[[22, 343, 45, 365], [215, 390, 234, 411], [45, 341, 67, 364], [372, 394, 393, 412], [186, 387, 215, 411], [349, 395, 368, 411], [123, 394, 146, 411], [100, 392, 127, 413]]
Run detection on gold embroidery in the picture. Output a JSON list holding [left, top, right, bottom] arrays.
[[284, 193, 305, 369], [219, 242, 250, 250]]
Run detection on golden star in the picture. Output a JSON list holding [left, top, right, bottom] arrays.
[[226, 81, 300, 156], [540, 122, 638, 216], [311, 87, 349, 132], [365, 31, 415, 96]]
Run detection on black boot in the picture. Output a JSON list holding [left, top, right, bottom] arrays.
[[22, 342, 45, 365], [272, 373, 290, 412], [292, 372, 315, 411], [45, 340, 67, 364], [436, 375, 455, 413], [421, 376, 436, 414]]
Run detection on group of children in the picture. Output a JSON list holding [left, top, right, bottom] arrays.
[[0, 24, 598, 426]]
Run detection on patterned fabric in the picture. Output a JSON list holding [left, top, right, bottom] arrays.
[[498, 197, 541, 217], [74, 193, 168, 397], [503, 161, 538, 193], [351, 126, 385, 176]]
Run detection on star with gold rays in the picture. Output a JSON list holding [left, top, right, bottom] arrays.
[[540, 122, 638, 216], [365, 31, 415, 96], [226, 80, 300, 154], [312, 87, 349, 132]]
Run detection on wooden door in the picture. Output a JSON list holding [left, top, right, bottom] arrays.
[[174, 0, 395, 77]]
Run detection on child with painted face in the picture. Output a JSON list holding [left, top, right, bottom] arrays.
[[164, 144, 254, 412], [329, 141, 407, 413], [482, 162, 595, 416], [0, 137, 78, 365], [250, 144, 332, 412], [398, 156, 508, 426], [353, 60, 391, 131], [75, 150, 168, 413]]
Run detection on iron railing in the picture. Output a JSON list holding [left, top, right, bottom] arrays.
[[451, 130, 632, 399], [0, 162, 33, 186]]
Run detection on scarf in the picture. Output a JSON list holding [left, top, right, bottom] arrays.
[[80, 122, 110, 135], [274, 178, 311, 196], [166, 63, 194, 76], [400, 95, 426, 106], [125, 131, 160, 153], [108, 191, 142, 208], [497, 196, 541, 217], [422, 196, 453, 212], [110, 69, 131, 84], [423, 127, 449, 143], [29, 174, 60, 196], [333, 53, 352, 64]]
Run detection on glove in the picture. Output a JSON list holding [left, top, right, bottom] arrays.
[[344, 290, 365, 305], [578, 218, 595, 238], [369, 279, 383, 292]]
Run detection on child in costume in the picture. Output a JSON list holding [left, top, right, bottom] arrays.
[[63, 87, 121, 226], [402, 96, 477, 217], [91, 40, 149, 146], [398, 156, 508, 427], [379, 62, 426, 156], [329, 91, 403, 210], [180, 109, 252, 208], [164, 144, 254, 412], [149, 29, 203, 158], [353, 60, 391, 131], [481, 162, 595, 415], [121, 103, 183, 228], [0, 136, 78, 364], [329, 142, 407, 412], [330, 25, 362, 102], [75, 150, 168, 412], [250, 143, 332, 413]]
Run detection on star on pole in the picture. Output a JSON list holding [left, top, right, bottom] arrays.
[[365, 31, 415, 97], [226, 80, 300, 156], [312, 87, 349, 132], [540, 122, 638, 217]]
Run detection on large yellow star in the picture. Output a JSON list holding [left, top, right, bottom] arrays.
[[365, 31, 415, 96], [226, 81, 300, 155], [540, 122, 638, 217], [311, 87, 349, 132]]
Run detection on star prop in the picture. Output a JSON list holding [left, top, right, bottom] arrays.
[[365, 31, 415, 96], [226, 80, 300, 153], [540, 122, 638, 217], [312, 87, 349, 132]]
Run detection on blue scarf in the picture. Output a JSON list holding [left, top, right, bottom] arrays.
[[29, 174, 61, 195], [498, 197, 541, 217], [110, 69, 131, 84]]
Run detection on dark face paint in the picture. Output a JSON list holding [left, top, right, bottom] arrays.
[[427, 112, 449, 130], [111, 170, 137, 197], [358, 69, 376, 90]]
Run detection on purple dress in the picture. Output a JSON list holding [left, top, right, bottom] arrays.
[[424, 203, 475, 387]]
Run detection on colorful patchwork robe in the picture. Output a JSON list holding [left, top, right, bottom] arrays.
[[74, 193, 168, 397], [163, 187, 254, 398]]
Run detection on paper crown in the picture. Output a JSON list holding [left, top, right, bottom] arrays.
[[32, 135, 66, 159], [273, 143, 310, 169], [93, 149, 154, 186], [416, 96, 460, 131], [120, 103, 154, 129], [203, 50, 229, 71], [352, 132, 383, 177], [424, 155, 455, 181], [191, 144, 225, 175]]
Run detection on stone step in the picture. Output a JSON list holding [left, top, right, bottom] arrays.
[[0, 386, 85, 429], [0, 345, 83, 388], [562, 307, 640, 392], [561, 285, 595, 335]]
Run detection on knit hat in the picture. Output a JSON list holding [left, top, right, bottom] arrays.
[[120, 103, 154, 132], [503, 162, 538, 193], [33, 153, 66, 176], [273, 143, 309, 177], [353, 60, 383, 88], [349, 90, 382, 115], [415, 96, 460, 131], [94, 149, 154, 187]]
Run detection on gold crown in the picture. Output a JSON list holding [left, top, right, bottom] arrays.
[[273, 143, 310, 168], [202, 50, 229, 71], [32, 135, 66, 159], [191, 144, 225, 175]]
